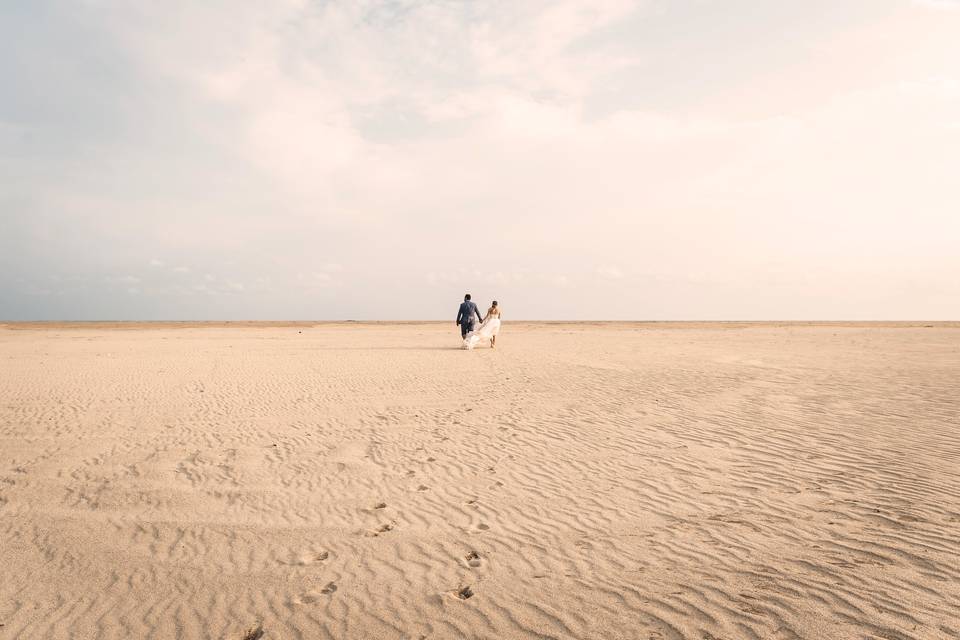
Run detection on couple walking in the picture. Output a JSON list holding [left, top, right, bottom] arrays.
[[456, 294, 501, 350]]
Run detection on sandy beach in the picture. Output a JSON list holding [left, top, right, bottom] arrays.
[[1, 322, 958, 639]]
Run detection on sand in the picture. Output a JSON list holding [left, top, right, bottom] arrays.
[[1, 322, 958, 639]]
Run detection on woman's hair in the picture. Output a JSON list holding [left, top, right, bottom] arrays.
[[491, 301, 498, 307]]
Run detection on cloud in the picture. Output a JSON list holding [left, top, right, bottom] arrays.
[[107, 275, 141, 285], [596, 265, 624, 280], [2, 1, 959, 320], [911, 0, 960, 9]]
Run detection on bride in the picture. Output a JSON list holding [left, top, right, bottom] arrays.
[[463, 301, 501, 349]]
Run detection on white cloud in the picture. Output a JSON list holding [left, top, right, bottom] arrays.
[[107, 275, 141, 285], [596, 265, 624, 280], [3, 0, 960, 319], [911, 0, 960, 9]]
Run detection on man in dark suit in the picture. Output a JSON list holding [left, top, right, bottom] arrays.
[[456, 293, 483, 339]]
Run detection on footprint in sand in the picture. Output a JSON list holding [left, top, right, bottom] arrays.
[[292, 550, 329, 566], [455, 585, 474, 600], [294, 591, 322, 604], [417, 484, 429, 491], [241, 624, 265, 640], [294, 581, 337, 604], [464, 551, 483, 568], [476, 523, 490, 531], [373, 502, 387, 509], [368, 523, 394, 537]]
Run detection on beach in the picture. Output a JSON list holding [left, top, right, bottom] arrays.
[[1, 322, 958, 639]]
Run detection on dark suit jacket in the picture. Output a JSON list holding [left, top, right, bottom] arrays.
[[457, 300, 482, 326]]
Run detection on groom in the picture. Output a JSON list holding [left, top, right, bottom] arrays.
[[456, 293, 483, 339]]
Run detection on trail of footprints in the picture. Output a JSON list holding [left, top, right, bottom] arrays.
[[281, 431, 493, 622], [3, 326, 960, 639]]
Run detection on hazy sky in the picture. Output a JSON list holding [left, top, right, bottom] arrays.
[[2, 0, 958, 320]]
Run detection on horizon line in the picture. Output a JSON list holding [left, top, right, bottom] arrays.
[[3, 320, 958, 327]]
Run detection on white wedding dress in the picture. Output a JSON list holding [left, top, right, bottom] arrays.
[[463, 317, 501, 349]]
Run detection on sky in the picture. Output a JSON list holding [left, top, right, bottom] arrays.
[[2, 0, 959, 320]]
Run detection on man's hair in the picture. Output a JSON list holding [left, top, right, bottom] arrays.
[[464, 294, 471, 300]]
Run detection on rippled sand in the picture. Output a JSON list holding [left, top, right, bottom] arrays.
[[1, 322, 958, 639]]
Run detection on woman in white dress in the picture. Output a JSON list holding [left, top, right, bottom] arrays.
[[463, 301, 501, 349]]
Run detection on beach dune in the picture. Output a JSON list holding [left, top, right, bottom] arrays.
[[0, 322, 958, 639]]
